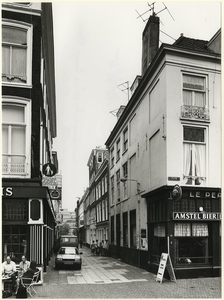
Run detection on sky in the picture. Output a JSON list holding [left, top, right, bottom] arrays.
[[52, 1, 221, 211]]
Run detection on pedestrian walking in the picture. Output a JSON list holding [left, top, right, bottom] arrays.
[[99, 240, 104, 256], [91, 241, 95, 256], [95, 240, 99, 256], [103, 240, 107, 256], [80, 238, 83, 248]]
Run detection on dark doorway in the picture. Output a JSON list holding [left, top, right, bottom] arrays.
[[116, 214, 121, 259]]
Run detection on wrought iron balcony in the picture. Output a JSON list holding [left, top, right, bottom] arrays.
[[2, 162, 26, 175], [181, 105, 210, 121]]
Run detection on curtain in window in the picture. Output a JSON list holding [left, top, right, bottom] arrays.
[[183, 90, 192, 106], [195, 92, 205, 107], [2, 46, 10, 74], [195, 144, 206, 183], [12, 47, 26, 76], [183, 144, 192, 183], [183, 75, 205, 90]]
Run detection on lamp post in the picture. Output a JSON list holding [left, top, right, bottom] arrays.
[[120, 177, 141, 267]]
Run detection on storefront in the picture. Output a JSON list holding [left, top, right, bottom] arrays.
[[144, 186, 221, 279], [2, 182, 56, 278]]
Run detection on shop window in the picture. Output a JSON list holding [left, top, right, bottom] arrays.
[[3, 225, 28, 262], [111, 216, 114, 244], [123, 212, 128, 246], [174, 222, 210, 264], [3, 199, 28, 220], [183, 126, 206, 185], [130, 209, 136, 248], [151, 223, 166, 263], [2, 21, 32, 85]]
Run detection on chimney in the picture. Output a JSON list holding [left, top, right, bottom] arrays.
[[141, 15, 160, 76]]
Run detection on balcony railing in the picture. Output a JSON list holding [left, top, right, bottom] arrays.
[[2, 162, 26, 175], [181, 105, 210, 121]]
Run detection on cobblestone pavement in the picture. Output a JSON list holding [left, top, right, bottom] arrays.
[[33, 246, 221, 298]]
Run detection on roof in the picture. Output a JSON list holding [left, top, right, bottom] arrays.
[[173, 35, 216, 54]]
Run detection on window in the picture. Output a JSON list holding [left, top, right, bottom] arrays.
[[3, 225, 28, 261], [116, 138, 121, 161], [183, 126, 206, 185], [2, 99, 31, 177], [116, 170, 120, 201], [174, 223, 210, 264], [99, 183, 101, 199], [102, 178, 105, 195], [97, 152, 102, 163], [2, 21, 32, 85], [102, 200, 105, 221], [111, 147, 114, 167], [130, 209, 136, 248], [123, 212, 128, 246], [111, 176, 114, 205], [183, 75, 206, 107], [123, 162, 128, 198], [105, 198, 108, 220], [99, 204, 102, 222], [3, 200, 28, 221], [111, 216, 114, 244], [105, 175, 108, 192], [123, 127, 128, 152]]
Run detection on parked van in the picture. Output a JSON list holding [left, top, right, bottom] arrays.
[[60, 235, 78, 248]]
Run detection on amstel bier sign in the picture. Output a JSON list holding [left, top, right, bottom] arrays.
[[173, 212, 221, 221]]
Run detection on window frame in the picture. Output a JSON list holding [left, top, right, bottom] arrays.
[[110, 147, 115, 167], [122, 162, 128, 199], [2, 19, 33, 87], [2, 97, 31, 178], [123, 127, 128, 153], [111, 175, 114, 205], [183, 125, 207, 186], [116, 138, 121, 161], [182, 73, 207, 108]]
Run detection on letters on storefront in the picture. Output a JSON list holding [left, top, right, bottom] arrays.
[[2, 187, 13, 197], [173, 212, 221, 220]]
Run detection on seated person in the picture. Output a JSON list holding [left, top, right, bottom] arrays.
[[2, 255, 17, 293], [19, 255, 30, 275], [21, 261, 38, 284]]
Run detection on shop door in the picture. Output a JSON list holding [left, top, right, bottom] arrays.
[[116, 214, 121, 259]]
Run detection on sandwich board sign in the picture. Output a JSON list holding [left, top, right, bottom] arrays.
[[155, 253, 176, 283]]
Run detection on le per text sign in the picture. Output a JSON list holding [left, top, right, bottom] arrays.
[[173, 212, 221, 221]]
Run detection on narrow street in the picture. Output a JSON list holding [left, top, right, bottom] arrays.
[[34, 246, 221, 298]]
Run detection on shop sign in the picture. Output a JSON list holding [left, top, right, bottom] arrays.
[[2, 187, 13, 197], [49, 189, 61, 200], [173, 212, 221, 221], [189, 191, 221, 198]]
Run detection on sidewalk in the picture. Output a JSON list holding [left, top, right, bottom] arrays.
[[34, 246, 221, 298]]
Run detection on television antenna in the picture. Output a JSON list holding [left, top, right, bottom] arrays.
[[136, 2, 175, 23], [117, 81, 130, 101]]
